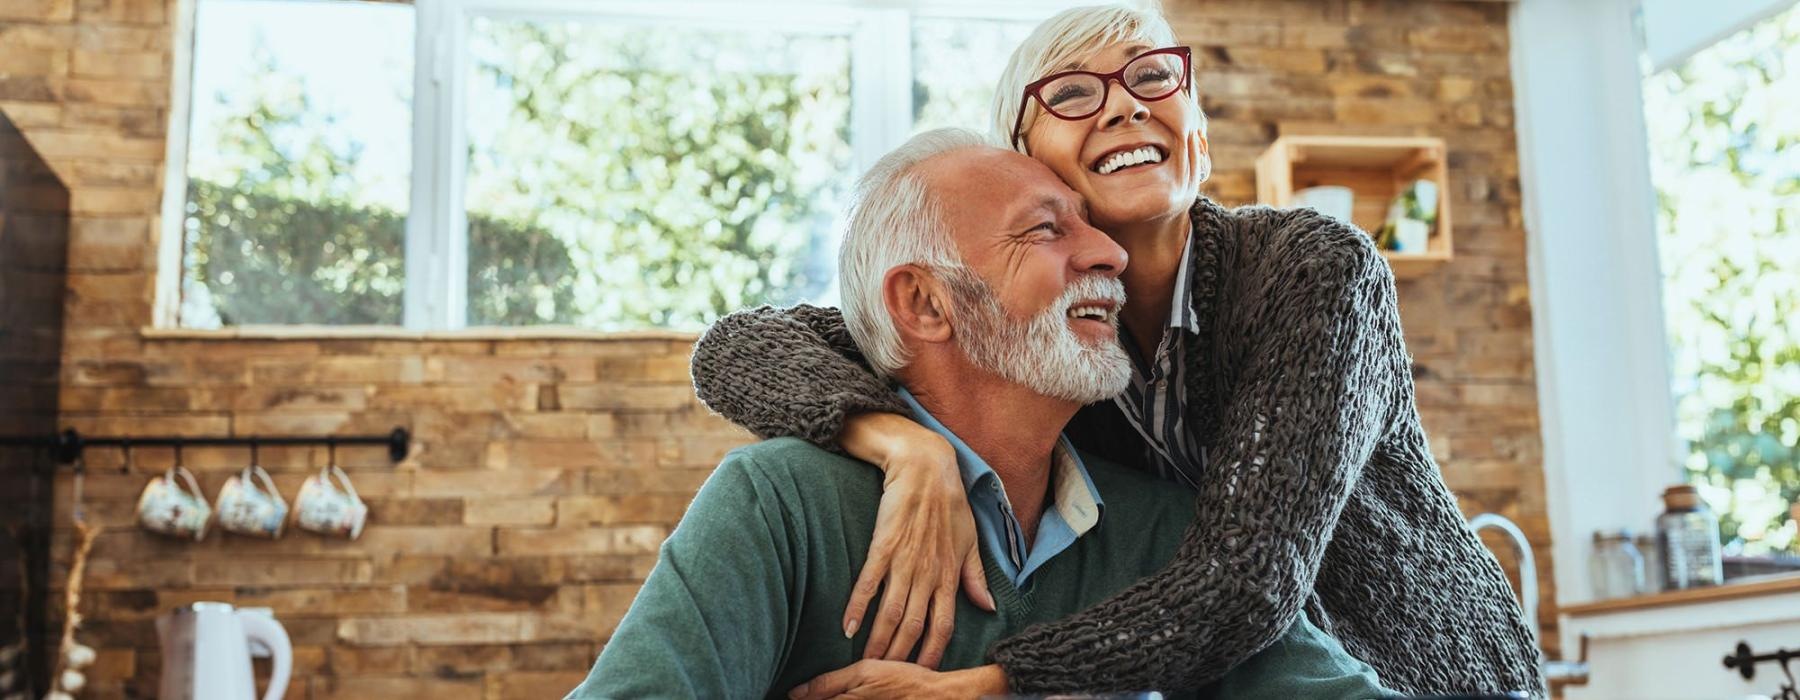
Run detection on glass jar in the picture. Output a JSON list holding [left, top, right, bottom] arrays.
[[1635, 531, 1664, 594], [1656, 484, 1724, 590], [1590, 529, 1645, 600]]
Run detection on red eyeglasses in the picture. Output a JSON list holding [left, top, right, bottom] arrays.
[[1010, 46, 1193, 150]]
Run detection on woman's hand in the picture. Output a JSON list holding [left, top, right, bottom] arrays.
[[788, 661, 1008, 700], [838, 413, 995, 669]]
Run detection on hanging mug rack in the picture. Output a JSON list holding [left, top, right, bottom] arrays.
[[0, 427, 411, 470]]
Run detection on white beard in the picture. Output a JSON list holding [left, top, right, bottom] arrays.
[[942, 269, 1132, 405]]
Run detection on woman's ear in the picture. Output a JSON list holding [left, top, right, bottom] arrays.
[[1190, 103, 1210, 156], [882, 265, 955, 346]]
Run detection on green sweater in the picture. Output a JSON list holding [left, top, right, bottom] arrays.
[[568, 437, 1387, 700]]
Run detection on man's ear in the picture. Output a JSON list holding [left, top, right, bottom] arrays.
[[882, 265, 954, 346]]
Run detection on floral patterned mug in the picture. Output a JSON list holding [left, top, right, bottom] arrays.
[[136, 466, 211, 541], [294, 464, 366, 539], [216, 464, 288, 538]]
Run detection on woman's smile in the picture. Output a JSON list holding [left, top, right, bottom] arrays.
[[1089, 144, 1167, 175]]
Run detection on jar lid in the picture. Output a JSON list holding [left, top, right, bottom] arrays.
[[1662, 484, 1702, 510], [1593, 529, 1633, 543]]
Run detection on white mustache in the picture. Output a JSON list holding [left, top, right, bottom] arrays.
[[1052, 275, 1127, 318]]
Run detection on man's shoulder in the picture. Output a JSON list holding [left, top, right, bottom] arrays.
[[726, 435, 841, 464], [725, 436, 863, 470], [716, 437, 883, 499]]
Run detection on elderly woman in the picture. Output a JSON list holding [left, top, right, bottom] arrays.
[[692, 5, 1543, 698]]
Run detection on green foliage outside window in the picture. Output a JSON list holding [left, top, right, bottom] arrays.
[[185, 21, 852, 330], [462, 20, 851, 330], [182, 56, 406, 326], [1642, 5, 1800, 554], [182, 63, 569, 327]]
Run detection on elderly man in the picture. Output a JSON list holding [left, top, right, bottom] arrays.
[[567, 129, 1387, 699]]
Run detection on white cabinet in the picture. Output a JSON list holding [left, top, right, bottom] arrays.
[[1561, 578, 1800, 700]]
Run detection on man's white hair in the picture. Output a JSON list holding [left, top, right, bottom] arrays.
[[838, 127, 993, 378], [990, 3, 1200, 154]]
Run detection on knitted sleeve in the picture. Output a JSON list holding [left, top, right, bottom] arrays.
[[988, 211, 1405, 693], [690, 304, 910, 449]]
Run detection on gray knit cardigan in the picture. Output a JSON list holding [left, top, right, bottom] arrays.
[[688, 197, 1545, 697]]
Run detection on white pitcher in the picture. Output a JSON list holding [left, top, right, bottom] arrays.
[[156, 602, 291, 700]]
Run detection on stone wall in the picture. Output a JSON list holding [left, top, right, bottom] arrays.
[[0, 0, 1552, 697]]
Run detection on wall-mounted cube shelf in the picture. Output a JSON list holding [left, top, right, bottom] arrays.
[[1254, 135, 1452, 280]]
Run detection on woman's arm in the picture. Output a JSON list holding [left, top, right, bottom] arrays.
[[690, 304, 995, 665], [989, 214, 1404, 693], [691, 304, 910, 447]]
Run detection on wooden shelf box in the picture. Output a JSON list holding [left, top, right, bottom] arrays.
[[1254, 135, 1452, 280]]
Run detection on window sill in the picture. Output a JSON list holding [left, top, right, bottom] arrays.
[[140, 325, 701, 342], [1563, 573, 1800, 617], [1559, 573, 1800, 640]]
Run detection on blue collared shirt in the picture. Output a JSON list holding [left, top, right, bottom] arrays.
[[897, 388, 1104, 589]]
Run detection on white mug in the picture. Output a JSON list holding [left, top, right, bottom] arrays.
[[137, 467, 211, 541], [216, 465, 288, 538], [1394, 218, 1431, 253], [1291, 185, 1355, 225], [294, 465, 366, 539]]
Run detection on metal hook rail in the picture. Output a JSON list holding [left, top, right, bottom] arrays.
[[1725, 641, 1800, 700], [1726, 641, 1800, 679], [0, 427, 411, 466]]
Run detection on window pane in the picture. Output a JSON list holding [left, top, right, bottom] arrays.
[[180, 0, 412, 327], [1643, 5, 1800, 557], [464, 19, 852, 330], [911, 18, 1036, 136]]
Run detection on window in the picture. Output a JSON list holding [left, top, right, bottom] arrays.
[[169, 0, 1045, 331], [910, 17, 1037, 135], [1642, 4, 1799, 558], [178, 0, 414, 326], [460, 17, 853, 329]]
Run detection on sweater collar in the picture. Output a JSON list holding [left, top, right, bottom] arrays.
[[1175, 195, 1234, 446], [1184, 195, 1232, 341]]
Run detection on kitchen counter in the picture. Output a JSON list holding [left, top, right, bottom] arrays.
[[1561, 573, 1800, 700], [1560, 572, 1800, 616]]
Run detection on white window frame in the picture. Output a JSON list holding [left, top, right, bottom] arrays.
[[1511, 0, 1681, 621], [155, 0, 200, 328], [161, 0, 1082, 330]]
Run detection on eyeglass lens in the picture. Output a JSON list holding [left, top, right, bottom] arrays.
[[1037, 51, 1185, 119]]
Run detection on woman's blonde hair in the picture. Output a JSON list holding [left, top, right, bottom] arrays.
[[990, 3, 1201, 154]]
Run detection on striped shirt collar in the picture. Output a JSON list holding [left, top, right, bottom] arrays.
[[1170, 233, 1201, 335], [1112, 232, 1208, 488]]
